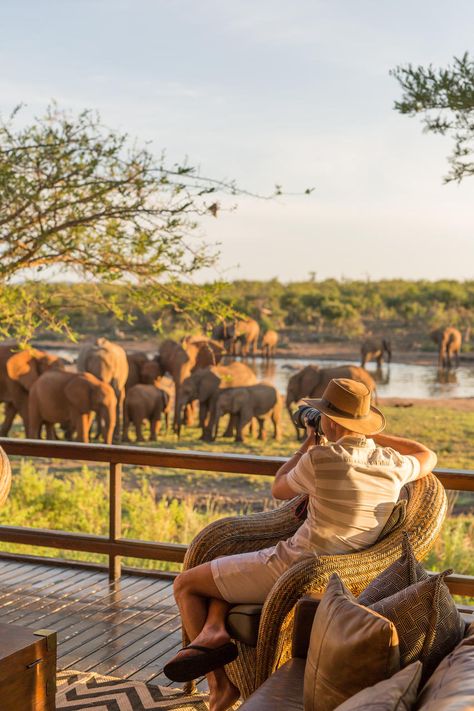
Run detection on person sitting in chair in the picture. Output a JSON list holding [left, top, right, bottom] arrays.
[[164, 378, 437, 711]]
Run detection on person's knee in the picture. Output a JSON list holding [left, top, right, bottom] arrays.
[[173, 570, 191, 600]]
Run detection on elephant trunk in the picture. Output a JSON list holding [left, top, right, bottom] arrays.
[[383, 340, 392, 363]]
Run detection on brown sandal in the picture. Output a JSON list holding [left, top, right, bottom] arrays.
[[163, 642, 238, 682]]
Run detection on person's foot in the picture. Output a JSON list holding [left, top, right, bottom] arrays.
[[183, 628, 230, 656], [208, 674, 240, 711], [163, 632, 237, 682]]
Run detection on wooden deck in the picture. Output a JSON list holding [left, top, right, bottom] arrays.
[[0, 559, 192, 688]]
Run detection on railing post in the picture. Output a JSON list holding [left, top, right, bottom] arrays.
[[109, 462, 122, 581]]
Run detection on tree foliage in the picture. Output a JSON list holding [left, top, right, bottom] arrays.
[[1, 104, 305, 341], [391, 53, 474, 182]]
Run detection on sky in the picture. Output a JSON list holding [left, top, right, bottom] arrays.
[[1, 0, 473, 282]]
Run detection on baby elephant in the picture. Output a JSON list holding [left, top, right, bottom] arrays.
[[123, 384, 170, 442], [212, 383, 281, 442]]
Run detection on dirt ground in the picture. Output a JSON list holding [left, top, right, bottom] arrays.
[[379, 397, 474, 411]]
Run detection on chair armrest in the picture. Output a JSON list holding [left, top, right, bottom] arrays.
[[183, 495, 306, 570], [292, 594, 323, 659]]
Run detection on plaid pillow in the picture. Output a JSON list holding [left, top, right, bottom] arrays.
[[358, 532, 429, 606], [369, 570, 465, 683]]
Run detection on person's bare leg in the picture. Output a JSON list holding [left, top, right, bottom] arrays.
[[172, 564, 239, 711]]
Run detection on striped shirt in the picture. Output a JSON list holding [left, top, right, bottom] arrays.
[[286, 435, 421, 556]]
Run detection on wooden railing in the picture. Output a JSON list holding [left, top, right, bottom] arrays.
[[0, 438, 473, 596]]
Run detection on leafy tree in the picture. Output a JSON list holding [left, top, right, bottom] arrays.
[[391, 53, 474, 182], [0, 104, 306, 341]]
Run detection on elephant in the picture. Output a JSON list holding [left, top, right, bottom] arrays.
[[210, 383, 281, 443], [176, 362, 257, 439], [123, 384, 170, 442], [125, 351, 149, 391], [154, 338, 226, 431], [431, 327, 462, 369], [360, 338, 392, 368], [28, 370, 117, 444], [77, 338, 129, 440], [181, 336, 224, 367], [286, 364, 377, 439], [261, 330, 278, 359], [211, 318, 260, 357], [2, 347, 65, 436]]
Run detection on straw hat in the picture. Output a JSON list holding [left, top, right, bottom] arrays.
[[303, 377, 385, 435]]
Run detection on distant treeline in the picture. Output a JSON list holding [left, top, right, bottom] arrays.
[[31, 279, 474, 344]]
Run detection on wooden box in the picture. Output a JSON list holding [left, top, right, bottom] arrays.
[[0, 623, 56, 711]]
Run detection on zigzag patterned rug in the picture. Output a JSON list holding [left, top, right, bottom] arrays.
[[56, 670, 211, 710]]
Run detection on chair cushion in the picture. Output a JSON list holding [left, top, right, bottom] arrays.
[[370, 571, 466, 684], [415, 630, 474, 710], [333, 661, 422, 711], [358, 532, 428, 606], [239, 658, 305, 711], [226, 604, 263, 647], [304, 573, 400, 711]]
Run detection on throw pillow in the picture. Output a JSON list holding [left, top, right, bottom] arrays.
[[370, 571, 465, 683], [304, 573, 400, 711], [358, 532, 428, 606], [333, 661, 422, 711], [415, 631, 474, 710]]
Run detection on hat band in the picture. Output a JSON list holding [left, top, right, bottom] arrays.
[[320, 398, 371, 420]]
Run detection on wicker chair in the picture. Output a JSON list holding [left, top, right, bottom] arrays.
[[182, 472, 447, 698]]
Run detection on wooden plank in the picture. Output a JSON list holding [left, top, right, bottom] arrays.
[[59, 593, 178, 670], [0, 526, 187, 563], [0, 571, 107, 625], [0, 565, 74, 604], [109, 461, 122, 581], [126, 628, 184, 682], [0, 438, 283, 475], [35, 577, 162, 638], [57, 583, 175, 661], [82, 611, 182, 678], [2, 439, 474, 491]]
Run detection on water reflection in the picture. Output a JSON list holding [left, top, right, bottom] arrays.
[[253, 357, 474, 399], [42, 346, 474, 399], [436, 369, 458, 385], [372, 366, 390, 386]]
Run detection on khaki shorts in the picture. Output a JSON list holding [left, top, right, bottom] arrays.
[[211, 547, 284, 604]]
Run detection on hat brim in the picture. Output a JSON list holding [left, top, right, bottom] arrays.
[[302, 398, 386, 435]]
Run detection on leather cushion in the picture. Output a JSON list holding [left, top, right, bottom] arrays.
[[358, 532, 429, 606], [370, 571, 466, 684], [292, 594, 323, 659], [239, 658, 305, 711], [415, 631, 474, 710], [226, 604, 263, 647], [334, 661, 422, 711], [304, 573, 400, 711]]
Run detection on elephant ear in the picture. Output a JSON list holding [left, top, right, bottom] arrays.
[[64, 376, 93, 414], [6, 352, 39, 391]]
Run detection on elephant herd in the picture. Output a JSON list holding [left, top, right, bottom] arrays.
[[0, 320, 462, 446], [360, 327, 463, 370], [0, 332, 282, 445]]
